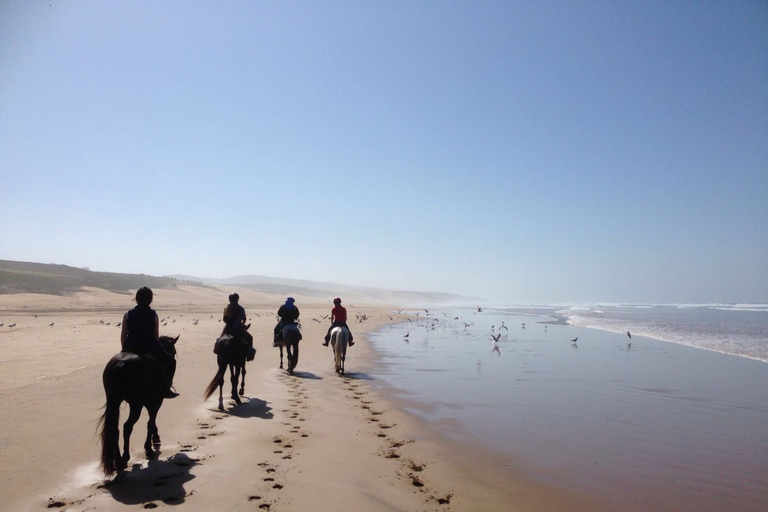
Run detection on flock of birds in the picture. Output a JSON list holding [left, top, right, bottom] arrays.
[[390, 309, 637, 355], [2, 309, 637, 354]]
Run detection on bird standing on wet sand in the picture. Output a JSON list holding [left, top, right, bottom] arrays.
[[570, 337, 578, 342]]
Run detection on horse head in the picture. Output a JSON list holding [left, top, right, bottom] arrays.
[[159, 335, 180, 356]]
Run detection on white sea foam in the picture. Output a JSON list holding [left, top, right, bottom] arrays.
[[564, 305, 768, 362]]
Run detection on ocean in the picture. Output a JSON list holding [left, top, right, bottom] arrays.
[[367, 305, 768, 512]]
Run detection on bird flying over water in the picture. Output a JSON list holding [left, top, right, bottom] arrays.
[[627, 331, 631, 339], [491, 333, 501, 343]]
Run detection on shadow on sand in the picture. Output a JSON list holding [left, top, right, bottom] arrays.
[[101, 452, 197, 506], [339, 371, 374, 381], [228, 396, 274, 419], [287, 371, 323, 380]]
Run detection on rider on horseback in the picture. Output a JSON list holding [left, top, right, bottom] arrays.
[[323, 297, 354, 346], [274, 297, 300, 347], [221, 293, 254, 358], [120, 287, 179, 399]]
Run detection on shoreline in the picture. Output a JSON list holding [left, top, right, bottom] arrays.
[[0, 286, 601, 512]]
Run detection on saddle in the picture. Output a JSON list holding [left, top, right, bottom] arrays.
[[214, 334, 256, 361]]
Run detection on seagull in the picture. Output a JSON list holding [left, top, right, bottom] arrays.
[[463, 322, 474, 328], [626, 331, 631, 339], [477, 307, 482, 313], [499, 322, 508, 331], [521, 323, 525, 329], [570, 337, 578, 342], [491, 333, 501, 343], [627, 342, 632, 349], [49, 322, 54, 327], [403, 332, 410, 338], [9, 323, 16, 328]]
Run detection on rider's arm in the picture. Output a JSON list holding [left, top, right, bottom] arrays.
[[120, 312, 128, 348]]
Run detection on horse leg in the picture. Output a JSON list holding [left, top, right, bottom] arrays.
[[239, 364, 246, 396], [341, 344, 346, 374], [218, 380, 224, 411], [292, 342, 299, 371], [230, 365, 241, 404], [331, 338, 338, 372], [121, 403, 142, 470], [279, 345, 284, 369], [145, 402, 161, 457], [286, 344, 294, 374]]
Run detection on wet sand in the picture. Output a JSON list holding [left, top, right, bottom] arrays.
[[0, 286, 598, 512]]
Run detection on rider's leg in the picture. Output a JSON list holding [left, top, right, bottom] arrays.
[[160, 350, 179, 398]]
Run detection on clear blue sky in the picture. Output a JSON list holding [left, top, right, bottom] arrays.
[[1, 1, 766, 304]]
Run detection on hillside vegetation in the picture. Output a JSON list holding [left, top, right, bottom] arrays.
[[0, 260, 200, 296]]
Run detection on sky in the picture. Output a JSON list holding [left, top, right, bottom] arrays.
[[1, 1, 766, 305]]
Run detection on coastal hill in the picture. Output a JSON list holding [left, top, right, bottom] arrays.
[[0, 260, 483, 305], [0, 259, 202, 296], [171, 273, 483, 306]]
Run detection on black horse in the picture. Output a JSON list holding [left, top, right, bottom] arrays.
[[204, 331, 250, 411], [278, 324, 302, 374], [99, 335, 179, 476]]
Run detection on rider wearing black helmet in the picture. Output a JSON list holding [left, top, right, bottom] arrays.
[[222, 293, 253, 353], [120, 287, 179, 398]]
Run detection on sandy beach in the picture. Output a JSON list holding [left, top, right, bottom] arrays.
[[0, 286, 598, 512]]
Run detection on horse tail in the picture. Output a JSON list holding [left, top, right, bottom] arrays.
[[203, 363, 227, 401], [98, 397, 121, 476]]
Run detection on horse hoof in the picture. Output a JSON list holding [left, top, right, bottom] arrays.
[[239, 389, 245, 396]]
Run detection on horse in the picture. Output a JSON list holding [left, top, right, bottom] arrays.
[[203, 330, 250, 411], [99, 335, 179, 476], [330, 326, 350, 374], [277, 324, 302, 374]]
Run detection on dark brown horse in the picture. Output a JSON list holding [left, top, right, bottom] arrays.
[[99, 335, 179, 476], [278, 324, 302, 374], [203, 330, 249, 411]]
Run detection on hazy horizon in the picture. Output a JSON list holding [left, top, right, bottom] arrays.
[[2, 2, 766, 305]]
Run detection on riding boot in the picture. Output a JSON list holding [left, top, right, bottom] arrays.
[[163, 379, 179, 399]]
